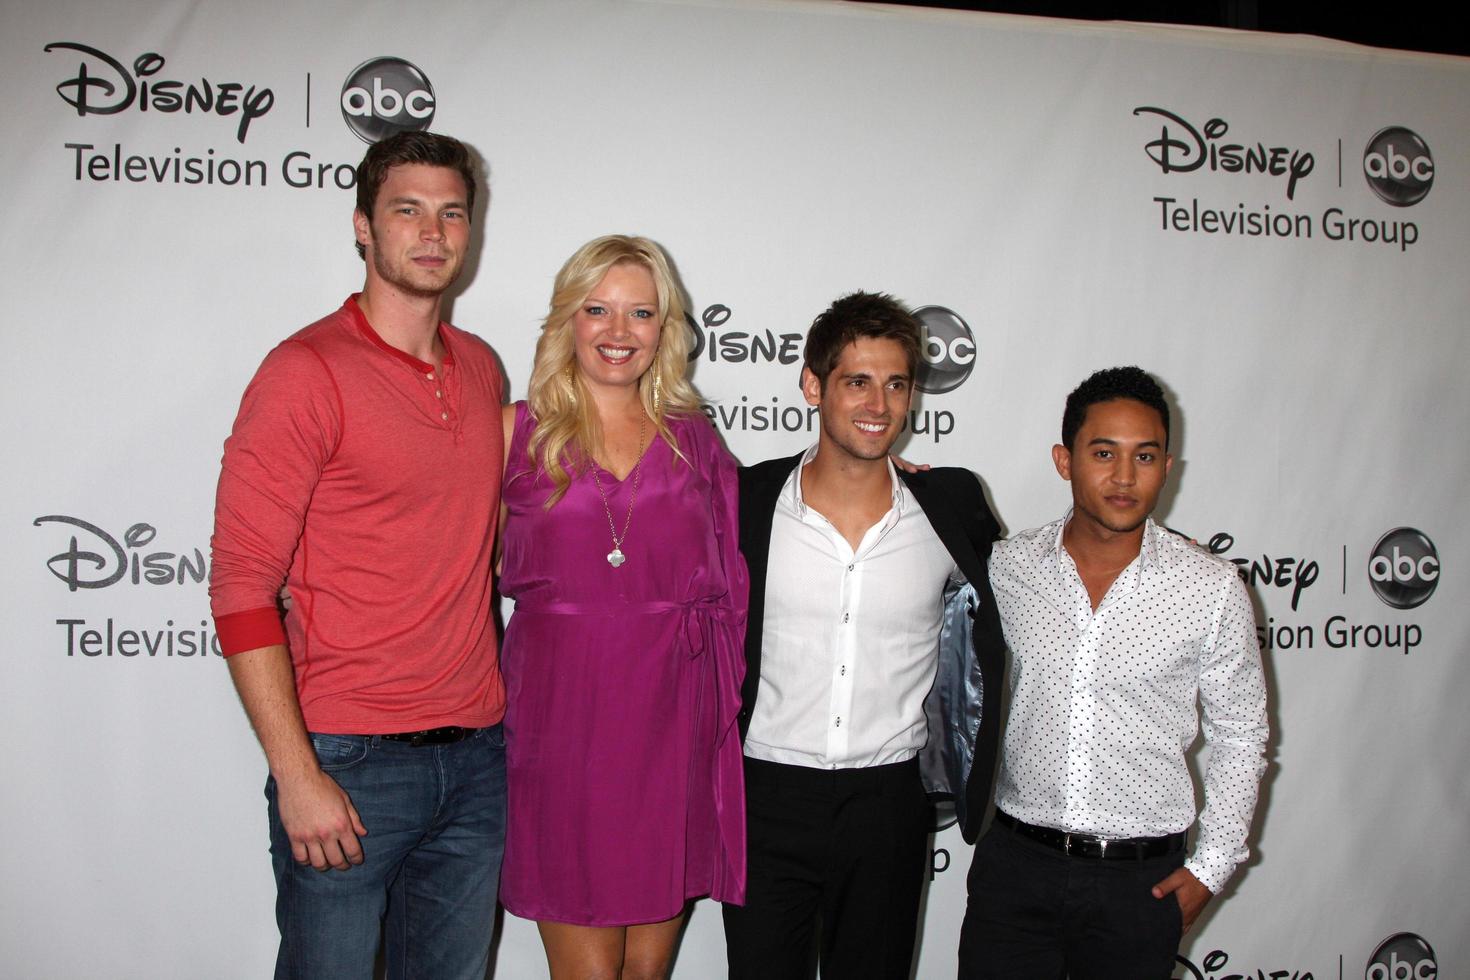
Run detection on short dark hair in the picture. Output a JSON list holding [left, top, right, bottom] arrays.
[[354, 132, 479, 258], [803, 292, 921, 388], [1061, 366, 1170, 451]]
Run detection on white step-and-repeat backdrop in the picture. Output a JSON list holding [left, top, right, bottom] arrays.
[[3, 1, 1465, 977]]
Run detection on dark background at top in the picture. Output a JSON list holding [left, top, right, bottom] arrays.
[[852, 1, 1470, 59]]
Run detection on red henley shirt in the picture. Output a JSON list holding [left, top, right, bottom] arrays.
[[209, 295, 505, 733]]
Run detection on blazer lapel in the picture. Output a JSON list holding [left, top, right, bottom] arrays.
[[900, 470, 985, 586]]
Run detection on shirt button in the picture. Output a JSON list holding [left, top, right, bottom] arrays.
[[441, 412, 449, 421], [834, 716, 841, 727], [847, 563, 854, 572], [842, 613, 849, 623], [435, 390, 443, 398]]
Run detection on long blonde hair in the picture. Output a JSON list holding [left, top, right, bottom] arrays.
[[525, 235, 702, 507]]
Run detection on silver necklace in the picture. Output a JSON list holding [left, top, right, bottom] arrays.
[[590, 414, 648, 568]]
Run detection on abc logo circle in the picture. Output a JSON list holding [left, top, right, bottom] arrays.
[[1368, 528, 1439, 609], [1366, 933, 1436, 980], [1363, 127, 1433, 207], [341, 57, 436, 144], [913, 306, 976, 395]]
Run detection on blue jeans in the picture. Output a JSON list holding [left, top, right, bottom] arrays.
[[265, 725, 506, 980]]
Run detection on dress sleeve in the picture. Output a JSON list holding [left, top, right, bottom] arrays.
[[208, 340, 341, 654], [694, 415, 750, 904], [705, 423, 750, 622]]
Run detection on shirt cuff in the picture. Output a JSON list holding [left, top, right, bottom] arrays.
[[1184, 853, 1233, 895], [215, 606, 286, 656]]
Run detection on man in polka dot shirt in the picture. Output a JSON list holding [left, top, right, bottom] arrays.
[[957, 366, 1268, 979]]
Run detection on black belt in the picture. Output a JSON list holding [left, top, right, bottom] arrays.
[[377, 726, 480, 747], [995, 810, 1185, 860], [743, 756, 919, 792]]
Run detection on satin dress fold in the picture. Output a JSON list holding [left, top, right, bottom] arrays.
[[498, 402, 748, 926]]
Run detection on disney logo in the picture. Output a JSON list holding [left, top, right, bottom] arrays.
[[44, 42, 274, 143], [33, 515, 208, 591], [1208, 532, 1319, 612], [1176, 949, 1314, 980], [685, 304, 803, 365], [1133, 106, 1314, 200]]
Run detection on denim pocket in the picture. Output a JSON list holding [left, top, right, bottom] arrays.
[[309, 733, 370, 772], [481, 722, 506, 750]]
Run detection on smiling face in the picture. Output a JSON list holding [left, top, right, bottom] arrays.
[[1053, 397, 1173, 538], [352, 163, 470, 298], [803, 336, 914, 464], [571, 261, 661, 398]]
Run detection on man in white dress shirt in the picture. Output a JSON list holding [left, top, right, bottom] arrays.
[[724, 292, 1006, 979], [958, 366, 1269, 979]]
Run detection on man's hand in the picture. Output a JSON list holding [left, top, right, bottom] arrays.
[[277, 768, 368, 871], [224, 645, 367, 871], [1152, 867, 1212, 933]]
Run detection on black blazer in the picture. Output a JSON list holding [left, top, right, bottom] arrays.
[[736, 454, 1007, 843]]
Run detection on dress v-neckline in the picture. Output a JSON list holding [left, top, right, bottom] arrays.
[[589, 431, 660, 485]]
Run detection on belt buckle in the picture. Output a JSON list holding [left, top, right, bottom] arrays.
[[1062, 832, 1107, 858]]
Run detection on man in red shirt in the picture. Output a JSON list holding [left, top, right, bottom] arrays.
[[210, 132, 506, 979]]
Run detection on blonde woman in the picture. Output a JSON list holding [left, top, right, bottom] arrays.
[[498, 236, 748, 978]]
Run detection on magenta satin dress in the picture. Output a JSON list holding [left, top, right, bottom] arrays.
[[498, 402, 748, 926]]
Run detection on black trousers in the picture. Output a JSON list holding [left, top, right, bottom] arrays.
[[957, 820, 1185, 980], [723, 756, 929, 980]]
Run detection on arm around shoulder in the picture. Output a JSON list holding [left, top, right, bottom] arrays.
[[933, 466, 1002, 545]]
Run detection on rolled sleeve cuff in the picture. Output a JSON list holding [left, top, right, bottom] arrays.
[[1184, 852, 1234, 895], [215, 606, 286, 656]]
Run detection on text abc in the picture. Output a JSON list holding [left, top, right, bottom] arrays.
[[1367, 952, 1436, 980], [341, 77, 435, 120], [1363, 145, 1433, 184], [1368, 547, 1438, 585], [921, 329, 974, 367]]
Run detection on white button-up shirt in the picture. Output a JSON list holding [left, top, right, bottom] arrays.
[[992, 512, 1268, 893], [745, 447, 957, 770]]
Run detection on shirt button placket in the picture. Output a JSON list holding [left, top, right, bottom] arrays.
[[423, 371, 450, 426], [830, 553, 856, 763], [1066, 628, 1101, 823]]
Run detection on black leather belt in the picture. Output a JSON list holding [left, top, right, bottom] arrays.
[[995, 810, 1185, 860], [377, 726, 479, 747]]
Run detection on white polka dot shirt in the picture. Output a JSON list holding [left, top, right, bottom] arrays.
[[991, 512, 1268, 893]]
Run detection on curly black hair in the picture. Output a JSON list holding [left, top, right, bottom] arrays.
[[1061, 366, 1169, 450]]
